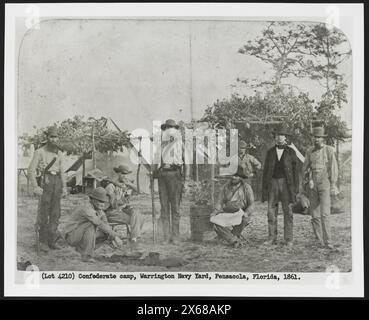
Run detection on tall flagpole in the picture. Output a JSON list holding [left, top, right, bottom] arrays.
[[189, 23, 193, 120], [189, 23, 198, 181]]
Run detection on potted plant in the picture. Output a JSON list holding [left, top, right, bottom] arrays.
[[188, 180, 214, 242]]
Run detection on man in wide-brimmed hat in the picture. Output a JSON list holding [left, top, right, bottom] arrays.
[[160, 119, 180, 131], [111, 164, 138, 194], [101, 164, 142, 251], [262, 124, 299, 247], [302, 126, 338, 250], [62, 187, 124, 262], [28, 126, 68, 252], [153, 119, 190, 245], [211, 165, 254, 248]]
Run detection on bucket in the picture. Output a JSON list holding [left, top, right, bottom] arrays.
[[190, 205, 213, 242]]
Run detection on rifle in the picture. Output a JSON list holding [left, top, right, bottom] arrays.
[[150, 174, 156, 243], [34, 198, 41, 256]]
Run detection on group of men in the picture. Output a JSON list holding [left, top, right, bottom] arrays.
[[28, 127, 143, 261], [213, 124, 338, 250], [27, 120, 339, 262]]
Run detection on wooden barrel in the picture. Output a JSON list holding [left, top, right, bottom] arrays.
[[190, 205, 213, 242]]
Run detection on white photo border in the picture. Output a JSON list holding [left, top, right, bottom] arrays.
[[4, 3, 364, 297]]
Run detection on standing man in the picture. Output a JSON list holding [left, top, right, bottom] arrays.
[[238, 141, 262, 179], [262, 124, 299, 246], [28, 126, 67, 252], [63, 187, 123, 262], [302, 127, 338, 250], [153, 119, 190, 245]]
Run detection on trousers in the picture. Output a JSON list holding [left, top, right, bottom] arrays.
[[308, 177, 331, 245], [213, 215, 250, 245], [105, 206, 143, 239], [158, 169, 182, 241], [36, 174, 63, 246], [65, 222, 107, 259], [267, 178, 293, 242]]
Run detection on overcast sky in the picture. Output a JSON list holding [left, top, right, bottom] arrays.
[[17, 19, 352, 136]]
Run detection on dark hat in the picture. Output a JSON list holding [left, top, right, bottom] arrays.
[[113, 164, 132, 174], [311, 126, 327, 137], [234, 165, 248, 179], [89, 187, 108, 202], [274, 124, 292, 136], [161, 119, 179, 130], [45, 126, 58, 137]]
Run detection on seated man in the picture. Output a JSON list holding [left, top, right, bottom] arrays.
[[62, 187, 123, 262], [100, 164, 142, 250], [211, 165, 254, 248]]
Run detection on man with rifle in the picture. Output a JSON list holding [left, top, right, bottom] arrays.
[[28, 126, 67, 252], [151, 119, 190, 245]]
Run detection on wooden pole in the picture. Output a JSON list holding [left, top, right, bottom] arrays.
[[92, 126, 97, 188], [210, 163, 215, 209], [336, 139, 340, 188], [136, 136, 142, 194], [82, 158, 86, 193], [150, 174, 156, 244]]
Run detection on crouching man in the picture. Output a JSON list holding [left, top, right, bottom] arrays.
[[210, 166, 254, 248], [62, 187, 123, 262]]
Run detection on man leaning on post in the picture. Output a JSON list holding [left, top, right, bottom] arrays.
[[62, 187, 124, 262]]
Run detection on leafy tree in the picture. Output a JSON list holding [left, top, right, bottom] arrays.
[[18, 116, 131, 155], [238, 22, 311, 88], [302, 23, 351, 140], [236, 21, 350, 144], [304, 23, 351, 105], [201, 90, 315, 153]]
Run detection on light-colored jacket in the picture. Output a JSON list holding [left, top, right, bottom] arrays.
[[62, 200, 116, 239], [27, 145, 66, 189], [302, 144, 338, 191]]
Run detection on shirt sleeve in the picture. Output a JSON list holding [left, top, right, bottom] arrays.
[[249, 155, 262, 169], [123, 178, 138, 192], [28, 149, 41, 189], [302, 148, 311, 174], [243, 183, 255, 215], [327, 146, 338, 186], [214, 186, 225, 212], [82, 207, 116, 238]]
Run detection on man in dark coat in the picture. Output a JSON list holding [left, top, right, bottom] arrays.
[[262, 125, 299, 246]]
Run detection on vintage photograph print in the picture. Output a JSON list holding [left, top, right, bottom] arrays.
[[4, 3, 364, 298]]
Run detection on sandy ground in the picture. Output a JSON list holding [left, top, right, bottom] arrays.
[[17, 185, 352, 272]]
